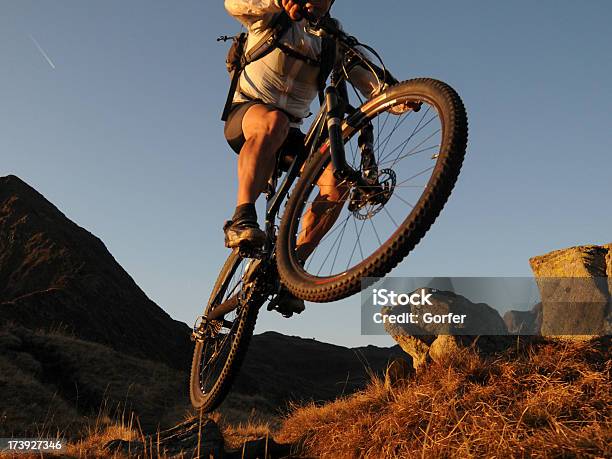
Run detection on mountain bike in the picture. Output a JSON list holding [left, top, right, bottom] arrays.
[[190, 13, 468, 411]]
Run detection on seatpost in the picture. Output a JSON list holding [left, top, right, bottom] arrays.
[[324, 87, 352, 180]]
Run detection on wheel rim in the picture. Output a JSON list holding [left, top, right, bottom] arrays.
[[289, 95, 445, 280]]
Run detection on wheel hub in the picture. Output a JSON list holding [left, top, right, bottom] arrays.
[[349, 168, 397, 220]]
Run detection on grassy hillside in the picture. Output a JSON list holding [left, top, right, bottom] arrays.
[[0, 324, 188, 438], [1, 323, 403, 449], [277, 336, 611, 458]]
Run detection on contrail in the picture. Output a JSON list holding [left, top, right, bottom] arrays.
[[28, 33, 56, 69]]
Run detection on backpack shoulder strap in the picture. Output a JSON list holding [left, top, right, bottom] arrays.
[[221, 12, 291, 121], [243, 12, 292, 65]]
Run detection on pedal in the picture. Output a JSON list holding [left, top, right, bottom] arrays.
[[267, 299, 295, 318], [191, 316, 206, 342]]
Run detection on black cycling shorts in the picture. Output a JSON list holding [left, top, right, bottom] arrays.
[[223, 101, 304, 155]]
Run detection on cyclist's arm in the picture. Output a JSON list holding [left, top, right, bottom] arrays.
[[332, 19, 395, 99], [347, 63, 385, 99], [224, 0, 283, 29]]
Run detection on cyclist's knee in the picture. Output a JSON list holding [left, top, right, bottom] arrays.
[[243, 105, 290, 148], [260, 110, 289, 142]]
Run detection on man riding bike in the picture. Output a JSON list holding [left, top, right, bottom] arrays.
[[223, 0, 385, 315]]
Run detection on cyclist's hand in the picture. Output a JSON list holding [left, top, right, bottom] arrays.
[[282, 0, 331, 21], [282, 0, 304, 21]]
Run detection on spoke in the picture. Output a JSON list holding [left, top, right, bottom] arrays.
[[294, 184, 351, 239], [383, 206, 399, 229], [378, 108, 434, 165], [397, 165, 435, 187], [376, 114, 380, 156], [392, 193, 415, 208], [296, 201, 348, 242], [329, 216, 350, 275], [379, 143, 439, 168], [376, 111, 392, 160], [317, 214, 351, 246], [346, 218, 367, 270], [316, 215, 350, 276], [380, 125, 440, 169], [349, 135, 357, 165], [224, 281, 242, 302], [377, 111, 411, 161], [369, 217, 382, 247]]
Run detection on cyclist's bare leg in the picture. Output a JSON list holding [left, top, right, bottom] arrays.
[[296, 163, 349, 262], [237, 105, 289, 206], [225, 105, 289, 249]]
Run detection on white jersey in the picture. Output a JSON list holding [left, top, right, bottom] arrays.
[[224, 0, 380, 124]]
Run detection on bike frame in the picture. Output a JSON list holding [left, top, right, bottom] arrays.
[[263, 103, 327, 252]]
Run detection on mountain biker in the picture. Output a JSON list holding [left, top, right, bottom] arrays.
[[223, 0, 383, 314]]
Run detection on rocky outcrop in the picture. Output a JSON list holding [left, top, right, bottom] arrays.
[[0, 175, 191, 369], [529, 244, 612, 336], [383, 289, 510, 369], [503, 302, 543, 334]]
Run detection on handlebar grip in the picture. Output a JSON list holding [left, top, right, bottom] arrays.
[[287, 0, 318, 23], [300, 9, 317, 22]]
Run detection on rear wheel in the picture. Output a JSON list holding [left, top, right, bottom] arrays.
[[189, 250, 262, 411], [276, 78, 468, 302]]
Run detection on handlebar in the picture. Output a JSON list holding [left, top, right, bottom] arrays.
[[291, 2, 398, 88], [288, 1, 346, 39]]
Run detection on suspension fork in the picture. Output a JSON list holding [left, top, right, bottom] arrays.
[[326, 87, 356, 181], [324, 87, 372, 189]]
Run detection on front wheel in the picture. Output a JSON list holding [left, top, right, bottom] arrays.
[[276, 78, 468, 302], [190, 250, 261, 412]]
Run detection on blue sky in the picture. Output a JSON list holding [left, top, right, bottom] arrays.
[[2, 1, 611, 347]]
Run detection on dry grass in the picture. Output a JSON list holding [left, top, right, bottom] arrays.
[[220, 417, 273, 450], [277, 337, 611, 458]]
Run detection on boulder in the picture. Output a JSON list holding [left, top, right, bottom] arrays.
[[390, 334, 434, 370], [383, 289, 509, 369], [529, 244, 612, 336]]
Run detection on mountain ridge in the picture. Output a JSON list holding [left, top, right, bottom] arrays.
[[0, 174, 191, 369]]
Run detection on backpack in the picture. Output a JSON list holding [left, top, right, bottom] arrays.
[[220, 11, 337, 121]]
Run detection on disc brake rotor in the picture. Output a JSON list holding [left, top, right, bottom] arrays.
[[350, 168, 397, 220]]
